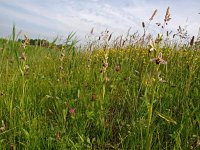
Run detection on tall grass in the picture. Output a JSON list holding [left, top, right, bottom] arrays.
[[0, 8, 200, 149]]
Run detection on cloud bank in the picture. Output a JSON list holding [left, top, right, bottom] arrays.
[[0, 0, 199, 42]]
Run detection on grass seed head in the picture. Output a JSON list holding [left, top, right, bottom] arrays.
[[149, 9, 158, 21], [108, 33, 112, 41], [90, 28, 94, 34], [190, 36, 195, 46], [142, 22, 145, 28], [164, 7, 171, 22]]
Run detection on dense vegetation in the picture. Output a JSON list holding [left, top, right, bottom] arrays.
[[0, 8, 200, 149]]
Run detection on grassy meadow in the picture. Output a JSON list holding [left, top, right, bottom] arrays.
[[0, 9, 200, 149]]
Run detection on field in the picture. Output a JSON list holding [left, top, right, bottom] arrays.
[[0, 22, 200, 150]]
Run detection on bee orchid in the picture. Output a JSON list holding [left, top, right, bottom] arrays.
[[150, 52, 167, 65]]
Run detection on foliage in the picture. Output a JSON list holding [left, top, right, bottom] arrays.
[[0, 7, 199, 149]]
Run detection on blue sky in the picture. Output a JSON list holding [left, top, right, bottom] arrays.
[[0, 0, 200, 42]]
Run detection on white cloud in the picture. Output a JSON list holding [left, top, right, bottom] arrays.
[[0, 0, 199, 41]]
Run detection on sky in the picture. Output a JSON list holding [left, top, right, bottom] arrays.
[[0, 0, 200, 42]]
